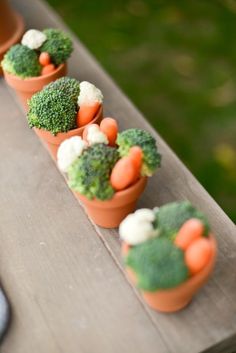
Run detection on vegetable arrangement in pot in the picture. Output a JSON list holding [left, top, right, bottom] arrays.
[[57, 121, 161, 228], [27, 77, 104, 159], [2, 28, 72, 77], [120, 201, 217, 312], [1, 28, 73, 109]]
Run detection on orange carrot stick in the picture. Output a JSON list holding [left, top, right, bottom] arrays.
[[129, 146, 143, 171], [185, 238, 212, 275], [39, 52, 51, 66], [175, 218, 204, 250], [110, 157, 137, 191], [41, 63, 55, 76], [100, 117, 118, 146], [77, 102, 100, 127]]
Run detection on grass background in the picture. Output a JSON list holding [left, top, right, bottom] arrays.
[[46, 0, 236, 222]]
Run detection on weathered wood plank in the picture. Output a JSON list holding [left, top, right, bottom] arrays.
[[1, 0, 236, 352]]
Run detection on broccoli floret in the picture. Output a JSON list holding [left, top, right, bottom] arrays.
[[117, 128, 161, 176], [154, 201, 210, 240], [39, 29, 73, 65], [1, 44, 41, 78], [68, 144, 119, 200], [44, 77, 80, 104], [126, 237, 188, 291], [27, 89, 76, 135]]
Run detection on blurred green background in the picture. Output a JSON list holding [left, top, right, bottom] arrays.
[[46, 0, 236, 222]]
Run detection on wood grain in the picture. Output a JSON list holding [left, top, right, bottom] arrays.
[[0, 0, 235, 352]]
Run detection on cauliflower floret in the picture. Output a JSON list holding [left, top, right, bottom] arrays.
[[119, 209, 158, 245], [78, 81, 103, 106], [57, 136, 87, 173], [87, 125, 108, 145], [21, 29, 47, 50]]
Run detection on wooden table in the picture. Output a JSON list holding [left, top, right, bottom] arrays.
[[0, 0, 235, 352]]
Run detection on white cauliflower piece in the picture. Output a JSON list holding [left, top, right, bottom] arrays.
[[119, 209, 158, 245], [87, 125, 108, 145], [21, 29, 47, 50], [57, 136, 87, 173], [78, 81, 103, 107]]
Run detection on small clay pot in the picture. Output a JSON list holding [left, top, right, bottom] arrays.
[[34, 105, 103, 160], [122, 235, 217, 313], [75, 177, 147, 228], [3, 63, 67, 111], [0, 0, 24, 75]]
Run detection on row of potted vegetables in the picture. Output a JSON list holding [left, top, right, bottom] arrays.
[[0, 25, 217, 313]]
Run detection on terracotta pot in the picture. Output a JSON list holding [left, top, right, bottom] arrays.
[[122, 235, 217, 313], [3, 63, 67, 111], [34, 105, 103, 160], [0, 0, 24, 75], [75, 177, 147, 228]]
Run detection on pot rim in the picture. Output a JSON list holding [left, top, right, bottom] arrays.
[[76, 176, 148, 208], [33, 104, 103, 144], [122, 234, 217, 294], [3, 62, 65, 82]]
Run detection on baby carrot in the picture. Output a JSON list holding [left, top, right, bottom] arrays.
[[39, 52, 51, 66], [100, 117, 118, 146], [185, 238, 212, 275], [175, 218, 205, 250], [110, 157, 136, 191], [77, 102, 100, 127], [129, 146, 143, 171], [41, 63, 55, 76]]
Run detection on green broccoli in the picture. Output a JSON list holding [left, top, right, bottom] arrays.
[[27, 89, 76, 135], [68, 144, 119, 200], [44, 77, 80, 104], [1, 44, 41, 78], [116, 128, 161, 176], [39, 29, 73, 66], [153, 201, 210, 240], [126, 237, 188, 291]]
